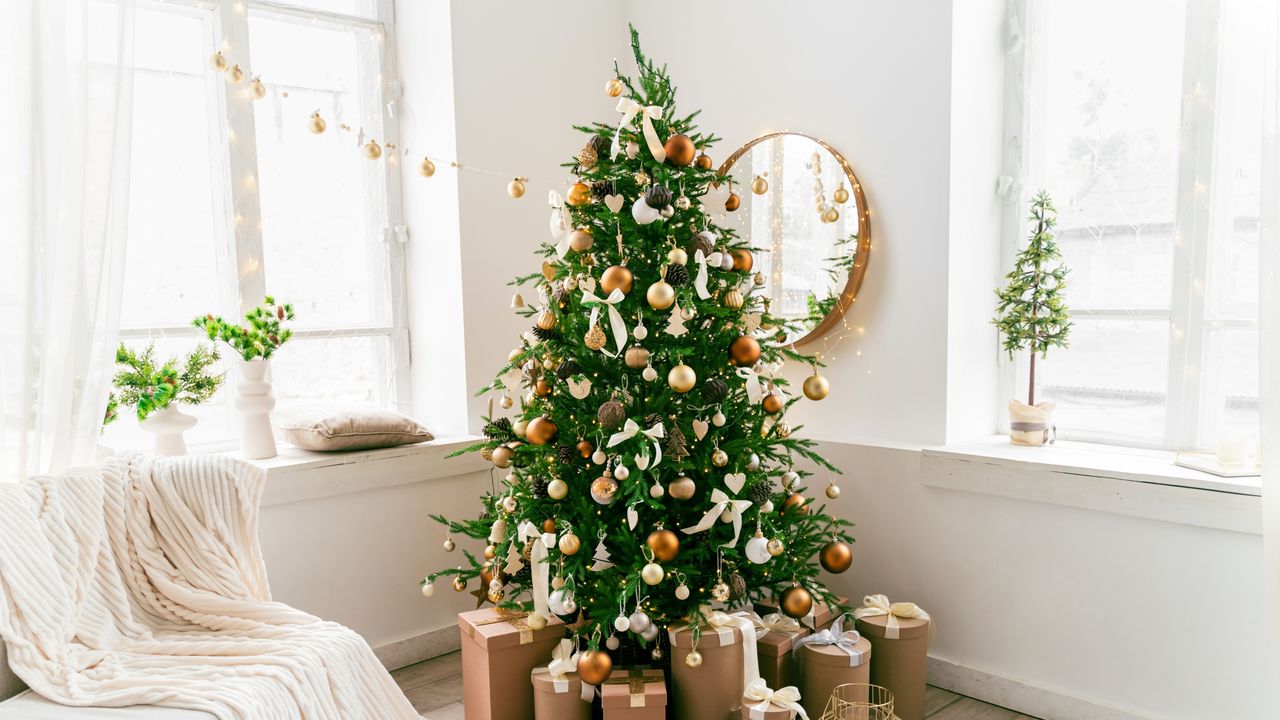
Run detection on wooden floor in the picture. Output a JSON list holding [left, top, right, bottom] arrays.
[[390, 652, 1041, 720]]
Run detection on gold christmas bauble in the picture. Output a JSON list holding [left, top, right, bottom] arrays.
[[776, 422, 793, 439], [249, 78, 267, 99], [567, 182, 592, 207], [569, 228, 594, 252], [491, 445, 514, 468], [820, 540, 853, 573], [542, 518, 557, 534], [452, 576, 467, 592], [558, 532, 581, 556], [625, 346, 650, 370], [730, 335, 761, 366], [731, 249, 754, 272], [780, 585, 813, 619], [225, 64, 244, 83], [537, 310, 558, 330], [711, 448, 729, 467], [209, 51, 228, 71], [822, 207, 840, 223], [534, 378, 552, 397], [547, 479, 568, 499], [584, 324, 607, 351], [444, 538, 456, 552], [668, 363, 697, 393], [419, 157, 436, 177], [600, 265, 634, 295], [527, 612, 548, 630], [751, 175, 769, 195], [664, 133, 697, 167], [725, 192, 741, 212], [526, 417, 558, 446], [826, 483, 841, 499], [513, 419, 528, 437], [783, 492, 808, 514], [766, 538, 785, 557], [308, 112, 327, 134], [646, 280, 675, 310], [590, 474, 619, 505], [364, 139, 383, 159], [576, 440, 594, 458], [507, 178, 526, 198], [605, 77, 624, 97], [695, 153, 714, 170], [762, 393, 784, 415], [803, 372, 830, 400], [577, 649, 613, 685], [722, 289, 743, 309], [483, 544, 496, 560], [668, 475, 696, 500], [833, 185, 850, 204], [668, 247, 688, 266], [685, 649, 703, 667], [711, 580, 731, 602], [646, 528, 680, 562], [641, 562, 665, 585]]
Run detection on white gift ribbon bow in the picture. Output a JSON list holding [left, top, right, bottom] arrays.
[[607, 418, 665, 469], [792, 613, 865, 667], [708, 611, 761, 690], [548, 638, 577, 681], [693, 249, 712, 300], [548, 190, 573, 258], [852, 594, 931, 640], [581, 288, 628, 356], [681, 489, 752, 549], [745, 611, 803, 640], [744, 678, 809, 720], [612, 97, 666, 162]]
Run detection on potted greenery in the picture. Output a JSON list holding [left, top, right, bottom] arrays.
[[112, 343, 223, 455], [194, 296, 295, 459], [993, 191, 1072, 446]]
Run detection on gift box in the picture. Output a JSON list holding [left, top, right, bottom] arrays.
[[530, 639, 592, 720], [601, 668, 667, 720], [746, 613, 810, 691], [795, 618, 871, 720], [853, 595, 931, 720], [739, 678, 805, 719], [753, 595, 847, 633], [459, 608, 565, 720], [669, 613, 755, 720]]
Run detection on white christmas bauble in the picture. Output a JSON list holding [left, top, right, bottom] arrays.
[[649, 482, 665, 499], [527, 613, 548, 630], [633, 323, 649, 340], [782, 470, 800, 486], [626, 141, 640, 159], [745, 535, 772, 564], [720, 509, 734, 523], [614, 614, 631, 632], [631, 197, 661, 225], [561, 595, 577, 614], [642, 366, 658, 382], [606, 634, 621, 650], [641, 623, 659, 641], [641, 562, 665, 585], [705, 251, 722, 268], [421, 582, 435, 597], [614, 465, 630, 481], [548, 479, 568, 500], [502, 496, 518, 513], [720, 253, 734, 270], [746, 453, 760, 471], [675, 584, 691, 600], [551, 575, 566, 590], [592, 449, 607, 465], [628, 611, 651, 634], [548, 588, 574, 615], [660, 205, 674, 218], [712, 411, 726, 427], [761, 500, 774, 513], [489, 578, 503, 593]]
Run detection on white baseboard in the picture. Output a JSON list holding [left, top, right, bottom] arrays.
[[928, 656, 1156, 720], [374, 625, 461, 671]]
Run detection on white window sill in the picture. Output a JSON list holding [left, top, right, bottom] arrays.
[[920, 435, 1262, 534]]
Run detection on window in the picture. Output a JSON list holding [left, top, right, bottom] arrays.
[[104, 0, 406, 449], [1002, 0, 1266, 455]]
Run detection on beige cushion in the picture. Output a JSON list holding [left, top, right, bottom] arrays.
[[279, 410, 433, 452]]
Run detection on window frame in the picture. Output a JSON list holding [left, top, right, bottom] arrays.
[[115, 0, 412, 437], [997, 0, 1260, 452]]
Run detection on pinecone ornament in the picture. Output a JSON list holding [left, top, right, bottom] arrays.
[[555, 445, 577, 464], [727, 572, 748, 602], [748, 480, 773, 508], [665, 263, 690, 288], [591, 179, 615, 200], [531, 475, 550, 499]]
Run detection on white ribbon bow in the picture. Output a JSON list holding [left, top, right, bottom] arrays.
[[745, 612, 803, 640], [612, 98, 666, 162], [530, 534, 551, 619], [548, 639, 576, 681], [693, 249, 712, 300], [681, 489, 752, 549], [744, 678, 809, 720], [581, 288, 628, 356], [548, 191, 573, 258], [736, 366, 765, 403], [607, 418, 665, 469], [793, 614, 866, 667], [852, 594, 931, 640]]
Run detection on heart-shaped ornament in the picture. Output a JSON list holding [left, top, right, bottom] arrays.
[[692, 419, 709, 440], [580, 276, 597, 294], [627, 505, 638, 531], [567, 375, 592, 400], [724, 472, 747, 495], [604, 194, 625, 213], [635, 453, 650, 471]]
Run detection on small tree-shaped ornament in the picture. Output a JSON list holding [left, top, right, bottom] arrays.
[[993, 191, 1071, 446]]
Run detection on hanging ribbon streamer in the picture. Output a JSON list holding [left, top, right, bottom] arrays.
[[743, 678, 809, 720], [852, 594, 931, 640], [582, 288, 628, 356], [736, 366, 765, 403], [693, 249, 712, 300], [612, 98, 667, 162], [607, 418, 665, 469], [668, 611, 761, 695], [680, 489, 752, 548], [548, 190, 573, 258], [530, 532, 552, 619], [792, 614, 866, 667]]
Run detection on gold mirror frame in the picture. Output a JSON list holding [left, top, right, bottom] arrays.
[[718, 132, 872, 348]]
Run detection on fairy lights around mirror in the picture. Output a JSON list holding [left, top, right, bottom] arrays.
[[718, 133, 871, 347]]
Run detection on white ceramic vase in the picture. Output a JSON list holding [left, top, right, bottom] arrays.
[[235, 358, 278, 459], [140, 405, 197, 456], [1008, 399, 1056, 447]]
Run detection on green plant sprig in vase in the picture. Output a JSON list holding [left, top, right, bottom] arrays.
[[111, 342, 224, 455]]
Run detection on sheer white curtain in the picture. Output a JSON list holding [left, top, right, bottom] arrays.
[[1262, 0, 1280, 706], [0, 0, 134, 481]]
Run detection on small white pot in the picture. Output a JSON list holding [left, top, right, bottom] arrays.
[[235, 358, 278, 459], [140, 405, 198, 456], [1008, 399, 1056, 447]]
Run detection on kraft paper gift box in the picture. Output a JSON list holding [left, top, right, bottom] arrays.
[[794, 616, 872, 720], [530, 639, 593, 720], [743, 613, 810, 691], [601, 668, 667, 720], [739, 678, 807, 720], [458, 608, 565, 720], [852, 595, 931, 720], [669, 612, 758, 720], [753, 595, 847, 633]]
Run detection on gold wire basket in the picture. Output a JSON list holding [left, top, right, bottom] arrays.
[[818, 683, 896, 720]]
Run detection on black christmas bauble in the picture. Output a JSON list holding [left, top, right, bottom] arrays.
[[644, 184, 672, 209], [556, 359, 581, 380], [702, 377, 729, 404], [598, 399, 626, 430]]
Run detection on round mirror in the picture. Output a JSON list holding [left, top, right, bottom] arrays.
[[718, 133, 871, 346]]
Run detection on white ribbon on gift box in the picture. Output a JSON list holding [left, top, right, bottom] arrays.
[[532, 640, 596, 702], [612, 98, 666, 162], [680, 489, 752, 549], [668, 611, 761, 692], [792, 614, 866, 667], [607, 418, 664, 469], [743, 611, 803, 641], [852, 594, 930, 640], [582, 288, 628, 356], [744, 678, 809, 720]]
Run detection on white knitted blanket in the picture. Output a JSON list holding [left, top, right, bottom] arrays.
[[0, 454, 418, 720]]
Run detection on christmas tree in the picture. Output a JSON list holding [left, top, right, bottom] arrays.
[[426, 26, 853, 675]]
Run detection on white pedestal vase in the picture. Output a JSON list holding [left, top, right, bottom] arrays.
[[140, 405, 198, 456], [1008, 399, 1056, 447], [235, 358, 278, 459]]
